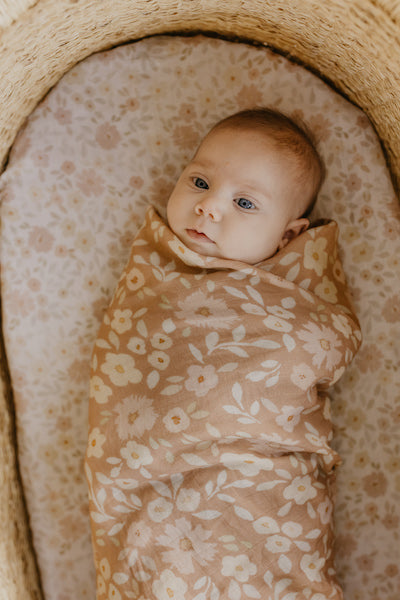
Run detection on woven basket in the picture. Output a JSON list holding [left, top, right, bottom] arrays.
[[0, 1, 399, 598]]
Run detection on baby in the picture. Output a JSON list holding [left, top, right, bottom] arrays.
[[167, 107, 325, 264], [86, 109, 361, 600]]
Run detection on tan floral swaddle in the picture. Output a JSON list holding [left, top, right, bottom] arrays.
[[85, 206, 361, 600]]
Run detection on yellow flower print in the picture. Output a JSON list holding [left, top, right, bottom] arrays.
[[303, 238, 328, 276], [87, 427, 106, 458], [111, 309, 133, 334], [101, 352, 142, 386], [314, 276, 338, 303]]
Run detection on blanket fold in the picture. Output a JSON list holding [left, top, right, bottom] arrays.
[[86, 206, 361, 600]]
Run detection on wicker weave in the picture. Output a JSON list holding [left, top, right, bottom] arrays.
[[0, 1, 399, 598]]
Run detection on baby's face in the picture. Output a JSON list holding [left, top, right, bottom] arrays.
[[167, 127, 309, 264]]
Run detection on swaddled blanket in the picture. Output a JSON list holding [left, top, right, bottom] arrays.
[[86, 206, 361, 600]]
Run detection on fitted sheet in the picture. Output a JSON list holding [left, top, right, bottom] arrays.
[[0, 35, 399, 600]]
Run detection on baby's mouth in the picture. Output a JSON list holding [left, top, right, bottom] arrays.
[[186, 229, 215, 243]]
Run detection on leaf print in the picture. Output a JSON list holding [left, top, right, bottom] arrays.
[[149, 480, 172, 498], [241, 302, 266, 316], [181, 454, 208, 467], [286, 262, 301, 282], [226, 346, 249, 357], [136, 319, 148, 338], [234, 505, 254, 521], [232, 325, 245, 342], [245, 285, 264, 306], [242, 584, 261, 598], [160, 384, 182, 396], [189, 343, 203, 363], [282, 333, 296, 352], [278, 252, 301, 266], [223, 286, 248, 300], [205, 331, 219, 351], [193, 510, 222, 520]]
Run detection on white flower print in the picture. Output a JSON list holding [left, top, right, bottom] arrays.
[[156, 518, 216, 574], [101, 352, 142, 386], [300, 552, 326, 582], [87, 427, 106, 458], [184, 364, 218, 397], [314, 276, 338, 303], [108, 583, 122, 600], [176, 488, 201, 512], [150, 332, 173, 350], [126, 266, 145, 291], [276, 405, 303, 432], [120, 440, 153, 470], [317, 497, 333, 525], [264, 534, 292, 554], [111, 308, 133, 334], [168, 238, 206, 267], [127, 520, 153, 548], [303, 238, 328, 276], [90, 375, 112, 404], [290, 363, 316, 391], [263, 315, 293, 333], [99, 557, 111, 581], [175, 289, 238, 329], [221, 453, 273, 476], [163, 407, 190, 432], [114, 395, 158, 439], [148, 350, 170, 370], [147, 497, 173, 523], [152, 569, 188, 600], [253, 516, 280, 536], [266, 305, 295, 319], [281, 521, 303, 538], [297, 322, 342, 371], [221, 554, 257, 583], [97, 575, 106, 596], [283, 475, 318, 504], [127, 336, 146, 354]]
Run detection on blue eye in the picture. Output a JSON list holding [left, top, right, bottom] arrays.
[[236, 198, 255, 210], [194, 177, 208, 189]]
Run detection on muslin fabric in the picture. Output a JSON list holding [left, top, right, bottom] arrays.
[[86, 207, 361, 599]]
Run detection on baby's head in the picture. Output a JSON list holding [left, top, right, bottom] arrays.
[[167, 108, 325, 264]]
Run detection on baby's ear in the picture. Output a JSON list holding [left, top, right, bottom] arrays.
[[278, 218, 309, 249]]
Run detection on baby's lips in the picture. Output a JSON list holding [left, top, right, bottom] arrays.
[[186, 228, 215, 243]]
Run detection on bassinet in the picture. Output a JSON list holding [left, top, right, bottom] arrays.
[[0, 1, 399, 599]]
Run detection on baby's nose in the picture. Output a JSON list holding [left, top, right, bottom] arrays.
[[195, 197, 222, 221]]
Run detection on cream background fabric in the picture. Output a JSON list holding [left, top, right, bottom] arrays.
[[0, 35, 399, 599]]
